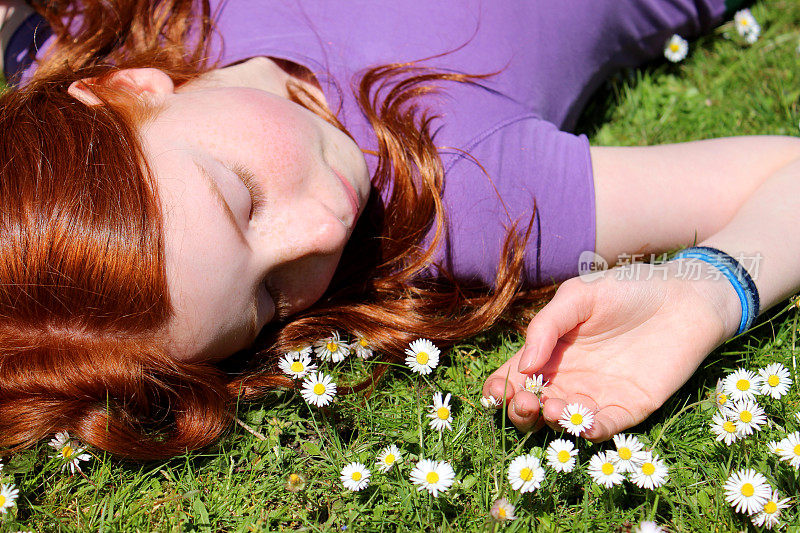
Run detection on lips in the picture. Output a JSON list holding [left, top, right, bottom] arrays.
[[333, 169, 360, 222]]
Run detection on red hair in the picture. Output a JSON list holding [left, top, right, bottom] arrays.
[[0, 0, 556, 460]]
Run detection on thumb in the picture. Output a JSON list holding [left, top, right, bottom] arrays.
[[517, 277, 596, 374]]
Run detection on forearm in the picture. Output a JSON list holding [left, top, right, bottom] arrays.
[[685, 155, 800, 339]]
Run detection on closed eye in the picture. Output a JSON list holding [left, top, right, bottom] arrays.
[[228, 163, 265, 219]]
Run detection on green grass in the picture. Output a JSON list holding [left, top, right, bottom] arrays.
[[2, 1, 800, 531]]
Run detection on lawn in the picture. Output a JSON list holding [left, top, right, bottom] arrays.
[[1, 1, 799, 531]]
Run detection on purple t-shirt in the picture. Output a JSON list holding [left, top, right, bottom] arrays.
[[5, 0, 728, 287]]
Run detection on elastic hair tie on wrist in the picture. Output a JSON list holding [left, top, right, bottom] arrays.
[[670, 246, 760, 336]]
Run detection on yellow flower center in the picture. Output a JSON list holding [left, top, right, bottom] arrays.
[[416, 352, 429, 365], [601, 463, 614, 476], [736, 379, 750, 391], [313, 383, 326, 395], [351, 472, 362, 481], [557, 450, 571, 463], [723, 421, 736, 433], [794, 443, 800, 455], [426, 472, 439, 484], [741, 483, 755, 497], [741, 19, 749, 26], [740, 411, 753, 423], [359, 339, 369, 347], [327, 342, 338, 352], [519, 467, 533, 481], [384, 454, 395, 464], [669, 43, 680, 52], [61, 445, 73, 459], [618, 447, 632, 461], [290, 361, 304, 373], [289, 474, 300, 483], [764, 501, 777, 514], [717, 393, 727, 405], [437, 407, 450, 420], [642, 463, 655, 476], [570, 413, 583, 425], [498, 507, 506, 519], [0, 495, 5, 507], [768, 375, 780, 387]]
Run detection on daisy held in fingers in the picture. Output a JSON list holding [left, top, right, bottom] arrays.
[[314, 331, 349, 363], [751, 489, 791, 529], [375, 445, 402, 473], [480, 395, 501, 410], [523, 374, 548, 396], [340, 462, 370, 491], [558, 403, 594, 437], [300, 371, 337, 407], [588, 451, 624, 488], [507, 454, 545, 493], [278, 350, 317, 379], [629, 452, 668, 490], [723, 468, 771, 515], [427, 392, 453, 432], [409, 459, 455, 498], [49, 431, 91, 474], [758, 363, 792, 399], [404, 338, 440, 375], [0, 483, 18, 514], [545, 439, 578, 473]]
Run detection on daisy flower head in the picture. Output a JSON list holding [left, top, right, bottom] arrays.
[[767, 439, 786, 456], [49, 431, 91, 474], [489, 498, 517, 522], [723, 398, 766, 436], [758, 363, 792, 399], [285, 473, 307, 493], [715, 378, 730, 409], [285, 345, 312, 358], [340, 462, 370, 491], [278, 350, 317, 379], [751, 489, 791, 529], [375, 445, 402, 473], [427, 392, 453, 432], [0, 483, 19, 514], [351, 335, 374, 360], [314, 331, 349, 363], [723, 368, 762, 402], [734, 8, 760, 42], [629, 451, 668, 490], [558, 403, 594, 437], [300, 371, 337, 407], [710, 410, 740, 445], [634, 522, 666, 533], [777, 431, 800, 468], [404, 338, 440, 375], [723, 468, 771, 515], [409, 459, 456, 498], [609, 434, 646, 473], [523, 374, 548, 396], [545, 438, 578, 473], [588, 451, 624, 488], [480, 395, 502, 410], [664, 34, 688, 62], [507, 454, 545, 493]]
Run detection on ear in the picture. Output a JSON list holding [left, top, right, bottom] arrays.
[[67, 68, 175, 106]]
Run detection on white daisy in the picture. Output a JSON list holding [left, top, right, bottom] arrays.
[[300, 371, 337, 407], [766, 439, 786, 456], [409, 459, 456, 498], [278, 351, 317, 379], [558, 403, 594, 437], [587, 451, 625, 488], [314, 331, 349, 363], [777, 431, 800, 468], [723, 468, 771, 515], [723, 368, 762, 402], [723, 398, 766, 436], [0, 483, 19, 514], [523, 374, 548, 395], [715, 378, 730, 409], [351, 335, 374, 360], [758, 363, 792, 399], [608, 434, 646, 474], [285, 345, 313, 358], [744, 28, 760, 44], [734, 8, 760, 42], [489, 498, 517, 522], [427, 392, 454, 432], [751, 489, 791, 529], [634, 522, 665, 533], [629, 452, 669, 490], [710, 411, 740, 445], [340, 462, 370, 491], [664, 34, 688, 63], [480, 395, 502, 410], [507, 454, 545, 493], [375, 445, 402, 473], [545, 438, 578, 473], [49, 431, 92, 474], [404, 338, 440, 375]]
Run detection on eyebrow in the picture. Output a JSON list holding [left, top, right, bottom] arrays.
[[191, 158, 248, 246]]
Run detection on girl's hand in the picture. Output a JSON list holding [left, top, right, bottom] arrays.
[[481, 260, 740, 440]]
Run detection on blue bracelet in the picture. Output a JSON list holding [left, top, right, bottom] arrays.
[[671, 246, 760, 336]]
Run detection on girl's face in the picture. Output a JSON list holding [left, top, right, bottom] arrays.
[[71, 66, 371, 362]]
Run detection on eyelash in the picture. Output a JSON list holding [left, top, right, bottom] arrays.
[[229, 163, 265, 219]]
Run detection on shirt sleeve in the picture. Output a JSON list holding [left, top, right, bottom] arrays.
[[426, 115, 596, 289]]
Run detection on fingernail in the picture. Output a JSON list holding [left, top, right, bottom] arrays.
[[518, 343, 538, 373], [513, 401, 530, 417]]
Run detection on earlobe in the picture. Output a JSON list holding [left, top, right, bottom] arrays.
[[66, 68, 175, 106]]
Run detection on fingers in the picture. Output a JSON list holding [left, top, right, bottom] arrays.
[[583, 405, 638, 442], [517, 279, 594, 375], [482, 351, 525, 404], [506, 390, 543, 433]]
